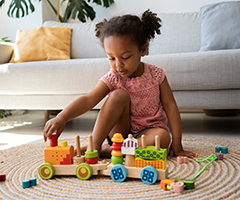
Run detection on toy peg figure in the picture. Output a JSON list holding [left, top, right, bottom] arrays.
[[141, 135, 146, 149], [122, 134, 138, 167], [85, 135, 98, 164], [73, 135, 85, 165], [155, 135, 160, 150]]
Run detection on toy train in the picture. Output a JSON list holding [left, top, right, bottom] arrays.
[[38, 133, 168, 184]]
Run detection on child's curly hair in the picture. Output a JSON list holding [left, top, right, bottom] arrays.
[[95, 9, 162, 50]]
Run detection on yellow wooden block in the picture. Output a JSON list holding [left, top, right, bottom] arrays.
[[44, 145, 74, 165], [135, 158, 166, 170]]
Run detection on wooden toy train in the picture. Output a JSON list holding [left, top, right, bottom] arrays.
[[38, 133, 168, 184]]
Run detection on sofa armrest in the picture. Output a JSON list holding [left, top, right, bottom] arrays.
[[0, 42, 14, 64]]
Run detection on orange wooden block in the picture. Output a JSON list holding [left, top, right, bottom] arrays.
[[135, 158, 166, 170], [45, 145, 74, 165], [160, 179, 175, 190]]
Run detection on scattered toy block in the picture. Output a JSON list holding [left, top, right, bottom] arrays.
[[22, 177, 37, 189], [213, 152, 224, 160], [177, 156, 188, 164], [160, 179, 175, 190], [135, 158, 166, 170], [170, 182, 184, 193], [175, 179, 195, 190], [0, 172, 6, 181], [215, 147, 228, 154]]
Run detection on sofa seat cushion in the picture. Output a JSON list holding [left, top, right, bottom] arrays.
[[142, 49, 240, 91], [43, 21, 106, 59], [149, 12, 202, 55], [0, 58, 110, 95]]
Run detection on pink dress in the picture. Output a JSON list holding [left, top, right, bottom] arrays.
[[100, 62, 169, 133]]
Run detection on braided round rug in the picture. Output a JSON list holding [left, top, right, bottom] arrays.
[[0, 135, 239, 200]]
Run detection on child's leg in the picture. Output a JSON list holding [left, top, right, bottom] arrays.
[[82, 89, 131, 158], [136, 128, 171, 149]]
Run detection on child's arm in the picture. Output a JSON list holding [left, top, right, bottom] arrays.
[[43, 81, 110, 142], [160, 77, 197, 158]]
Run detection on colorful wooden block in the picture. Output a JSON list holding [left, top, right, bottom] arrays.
[[177, 156, 188, 164], [135, 146, 167, 160], [160, 179, 175, 190], [44, 145, 75, 165], [175, 179, 195, 190], [111, 156, 123, 165], [49, 134, 58, 147], [22, 177, 37, 188], [170, 182, 184, 193], [121, 134, 138, 155], [0, 172, 6, 181], [213, 153, 224, 160], [135, 158, 166, 170], [215, 147, 228, 154]]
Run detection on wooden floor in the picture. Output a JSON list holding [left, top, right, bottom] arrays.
[[0, 110, 239, 150]]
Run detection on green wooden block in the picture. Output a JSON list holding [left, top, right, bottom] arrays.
[[175, 179, 195, 190], [135, 146, 167, 160]]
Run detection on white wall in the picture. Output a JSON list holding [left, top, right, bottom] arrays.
[[0, 0, 56, 42], [0, 0, 239, 42], [72, 0, 240, 22]]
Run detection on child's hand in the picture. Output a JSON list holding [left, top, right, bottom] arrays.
[[168, 140, 197, 159], [43, 116, 67, 142]]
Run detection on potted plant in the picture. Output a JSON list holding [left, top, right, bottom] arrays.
[[0, 0, 114, 22]]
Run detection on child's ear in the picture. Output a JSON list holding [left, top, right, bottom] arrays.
[[141, 44, 148, 56]]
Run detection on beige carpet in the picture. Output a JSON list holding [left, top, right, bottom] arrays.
[[0, 135, 239, 200]]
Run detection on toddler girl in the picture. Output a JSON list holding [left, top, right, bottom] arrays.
[[43, 10, 196, 158]]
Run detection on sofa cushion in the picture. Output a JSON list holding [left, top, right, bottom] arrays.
[[10, 26, 72, 63], [142, 49, 240, 91], [1, 58, 110, 95], [43, 21, 106, 59], [199, 1, 240, 51], [149, 12, 201, 55]]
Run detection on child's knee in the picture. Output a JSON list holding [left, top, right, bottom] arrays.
[[109, 89, 130, 103]]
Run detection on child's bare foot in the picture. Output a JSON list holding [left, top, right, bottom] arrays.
[[75, 144, 111, 158], [99, 143, 112, 158], [75, 145, 88, 156]]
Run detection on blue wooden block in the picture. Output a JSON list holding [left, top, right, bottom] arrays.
[[22, 179, 30, 189], [22, 177, 37, 189], [215, 147, 228, 154]]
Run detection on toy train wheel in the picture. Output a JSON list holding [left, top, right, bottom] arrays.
[[140, 166, 158, 184], [75, 163, 92, 180], [38, 163, 55, 180], [110, 164, 127, 182]]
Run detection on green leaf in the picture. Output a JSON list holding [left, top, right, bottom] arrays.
[[7, 0, 41, 18], [0, 0, 6, 7], [63, 0, 96, 22]]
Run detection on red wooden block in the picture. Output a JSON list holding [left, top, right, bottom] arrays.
[[0, 172, 6, 181], [86, 157, 98, 164], [111, 142, 122, 151], [49, 134, 58, 147]]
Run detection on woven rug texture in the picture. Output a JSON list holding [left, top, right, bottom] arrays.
[[0, 135, 239, 200]]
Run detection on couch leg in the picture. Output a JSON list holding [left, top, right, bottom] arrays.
[[44, 110, 50, 121]]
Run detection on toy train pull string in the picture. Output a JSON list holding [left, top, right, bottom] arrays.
[[161, 154, 218, 193], [189, 154, 218, 181]]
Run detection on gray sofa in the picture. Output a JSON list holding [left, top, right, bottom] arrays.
[[0, 11, 240, 119]]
